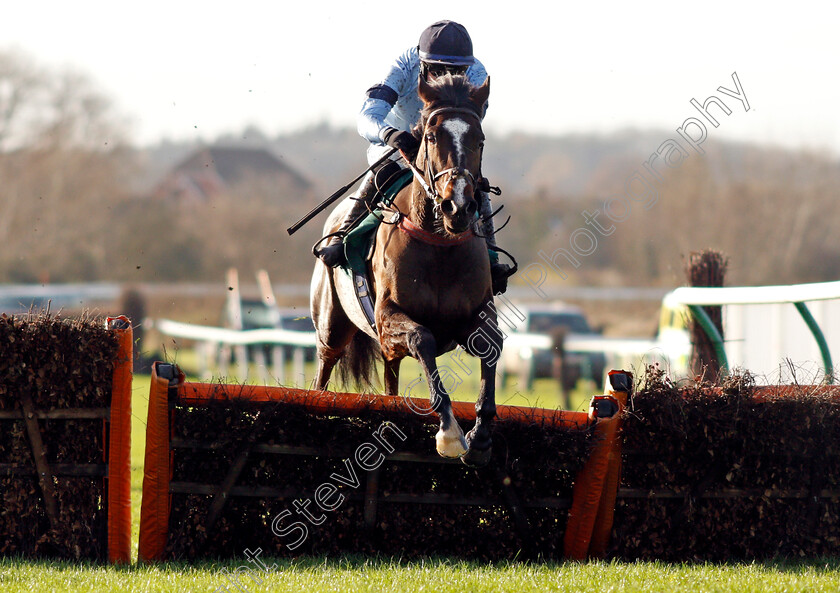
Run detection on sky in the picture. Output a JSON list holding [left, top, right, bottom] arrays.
[[3, 1, 839, 154]]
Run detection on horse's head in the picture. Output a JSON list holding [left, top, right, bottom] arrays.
[[411, 73, 490, 236]]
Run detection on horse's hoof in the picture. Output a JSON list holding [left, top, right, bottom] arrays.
[[461, 445, 492, 467], [435, 429, 467, 459]]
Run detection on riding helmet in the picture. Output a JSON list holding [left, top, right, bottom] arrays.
[[418, 20, 474, 66]]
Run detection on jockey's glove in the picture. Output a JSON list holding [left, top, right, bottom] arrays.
[[382, 127, 420, 160]]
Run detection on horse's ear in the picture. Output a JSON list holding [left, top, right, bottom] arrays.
[[418, 73, 437, 106], [472, 76, 490, 113]]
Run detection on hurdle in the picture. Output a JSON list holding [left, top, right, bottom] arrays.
[[0, 314, 132, 563], [139, 363, 629, 561]]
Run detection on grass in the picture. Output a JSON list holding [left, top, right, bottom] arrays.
[[4, 556, 840, 592], [3, 366, 840, 591]]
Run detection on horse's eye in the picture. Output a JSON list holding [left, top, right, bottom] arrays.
[[426, 132, 436, 144]]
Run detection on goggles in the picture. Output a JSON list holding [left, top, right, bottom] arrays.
[[423, 63, 469, 79]]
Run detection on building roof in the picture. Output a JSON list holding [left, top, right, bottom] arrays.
[[154, 146, 311, 202]]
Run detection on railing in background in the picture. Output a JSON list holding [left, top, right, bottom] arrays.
[[501, 332, 687, 393], [666, 280, 840, 384], [0, 283, 121, 312], [152, 318, 317, 386]]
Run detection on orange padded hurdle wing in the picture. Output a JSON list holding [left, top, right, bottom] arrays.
[[106, 316, 133, 564], [586, 382, 628, 557], [563, 370, 631, 560], [138, 362, 181, 562]]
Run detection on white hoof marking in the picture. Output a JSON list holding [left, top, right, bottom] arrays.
[[435, 421, 467, 458]]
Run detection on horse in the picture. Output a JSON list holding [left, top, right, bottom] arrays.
[[310, 73, 501, 467]]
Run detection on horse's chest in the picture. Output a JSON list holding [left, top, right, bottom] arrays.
[[395, 283, 473, 315], [375, 232, 489, 329], [390, 268, 484, 323]]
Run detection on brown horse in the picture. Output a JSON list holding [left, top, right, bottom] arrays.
[[310, 73, 500, 467]]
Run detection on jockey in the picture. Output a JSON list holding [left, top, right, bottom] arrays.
[[315, 19, 514, 294]]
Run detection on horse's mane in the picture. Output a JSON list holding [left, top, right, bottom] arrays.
[[418, 74, 483, 126]]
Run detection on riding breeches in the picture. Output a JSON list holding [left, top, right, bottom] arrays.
[[477, 190, 497, 247]]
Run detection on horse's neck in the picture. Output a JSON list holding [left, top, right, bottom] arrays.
[[408, 185, 437, 232]]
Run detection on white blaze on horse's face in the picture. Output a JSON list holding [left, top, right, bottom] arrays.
[[442, 117, 469, 165], [441, 117, 472, 207], [450, 176, 469, 208]]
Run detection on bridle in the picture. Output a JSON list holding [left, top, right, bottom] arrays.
[[402, 106, 484, 212]]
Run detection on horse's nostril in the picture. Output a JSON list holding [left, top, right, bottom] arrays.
[[441, 200, 456, 215], [466, 202, 477, 217]]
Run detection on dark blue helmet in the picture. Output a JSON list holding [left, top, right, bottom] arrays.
[[418, 20, 474, 66]]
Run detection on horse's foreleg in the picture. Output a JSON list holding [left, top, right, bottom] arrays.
[[461, 357, 497, 466], [378, 304, 466, 458], [461, 309, 502, 467]]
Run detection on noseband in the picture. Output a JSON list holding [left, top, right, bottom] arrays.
[[405, 106, 483, 210]]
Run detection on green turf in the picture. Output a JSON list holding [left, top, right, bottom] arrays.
[[3, 556, 840, 592]]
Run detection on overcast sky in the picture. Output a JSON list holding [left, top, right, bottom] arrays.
[[3, 0, 838, 154]]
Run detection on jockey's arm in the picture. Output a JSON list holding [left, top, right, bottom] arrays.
[[357, 48, 418, 146], [357, 92, 397, 146]]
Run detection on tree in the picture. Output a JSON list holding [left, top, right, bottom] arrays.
[[0, 50, 132, 282], [0, 50, 45, 151]]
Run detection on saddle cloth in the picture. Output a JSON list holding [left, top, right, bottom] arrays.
[[341, 168, 413, 329], [343, 168, 413, 276]]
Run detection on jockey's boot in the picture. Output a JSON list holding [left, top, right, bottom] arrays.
[[315, 174, 378, 268], [478, 190, 515, 295]]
